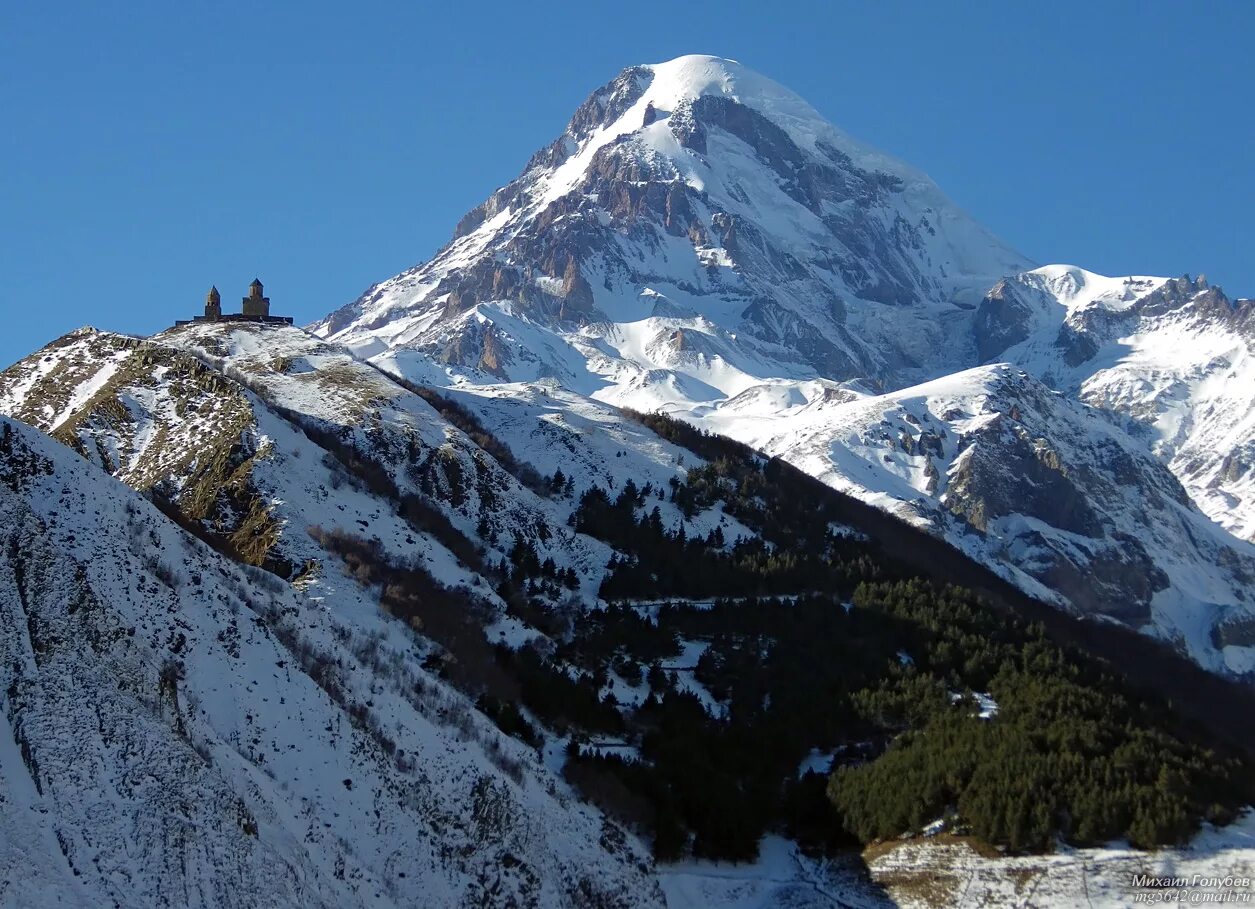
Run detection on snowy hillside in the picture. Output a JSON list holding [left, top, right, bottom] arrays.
[[864, 815, 1255, 909], [975, 266, 1255, 542], [312, 54, 1254, 675], [0, 322, 695, 603], [4, 321, 1255, 908], [0, 414, 664, 908], [657, 817, 1255, 909], [690, 363, 1255, 674]]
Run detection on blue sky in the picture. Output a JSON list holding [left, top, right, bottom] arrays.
[[2, 1, 1251, 368]]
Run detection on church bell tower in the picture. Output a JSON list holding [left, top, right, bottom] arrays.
[[204, 286, 221, 320], [242, 278, 270, 318]]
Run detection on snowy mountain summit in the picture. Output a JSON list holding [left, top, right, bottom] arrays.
[[317, 55, 1255, 675], [322, 54, 1030, 390]]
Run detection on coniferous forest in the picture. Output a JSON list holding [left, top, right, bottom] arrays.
[[318, 408, 1255, 864]]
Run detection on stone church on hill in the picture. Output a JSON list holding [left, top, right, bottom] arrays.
[[178, 279, 294, 326]]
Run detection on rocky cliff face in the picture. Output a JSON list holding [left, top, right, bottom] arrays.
[[974, 266, 1255, 543]]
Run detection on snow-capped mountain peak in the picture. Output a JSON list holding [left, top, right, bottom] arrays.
[[543, 53, 918, 179], [309, 55, 1255, 678], [319, 54, 1032, 385]]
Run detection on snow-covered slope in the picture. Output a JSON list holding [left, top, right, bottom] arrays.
[[0, 414, 664, 908], [311, 54, 1254, 675], [0, 321, 775, 610], [864, 816, 1255, 909], [975, 267, 1255, 542], [7, 337, 1250, 908], [0, 323, 627, 600], [693, 363, 1255, 674], [656, 817, 1255, 909], [2, 323, 1253, 908]]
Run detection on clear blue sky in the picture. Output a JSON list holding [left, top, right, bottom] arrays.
[[2, 1, 1251, 369]]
